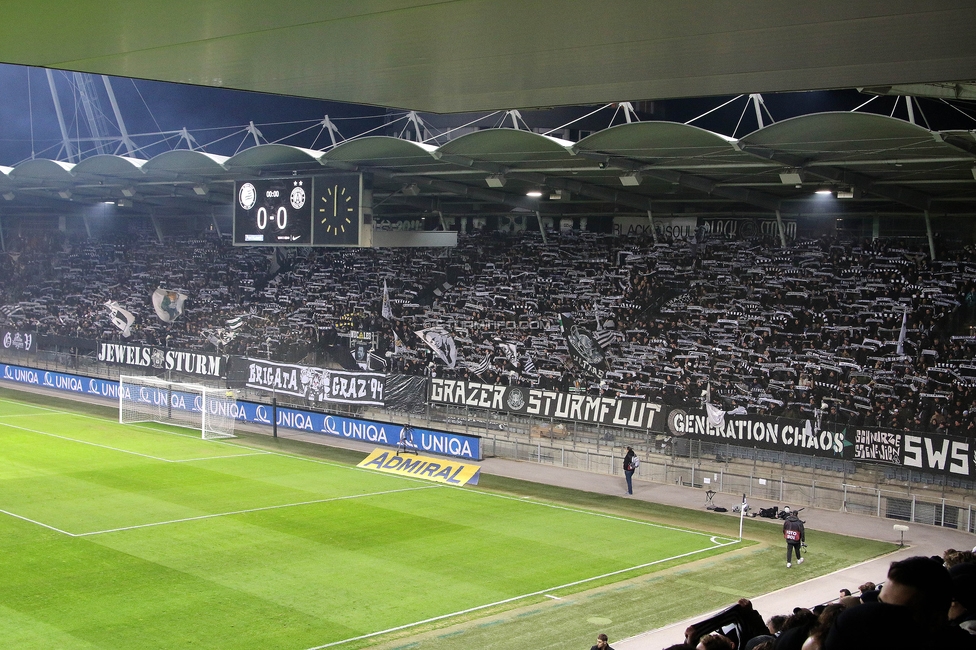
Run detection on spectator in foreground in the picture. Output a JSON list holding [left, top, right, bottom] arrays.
[[590, 632, 613, 650]]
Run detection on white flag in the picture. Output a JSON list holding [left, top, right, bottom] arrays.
[[381, 280, 392, 320], [416, 327, 457, 369], [152, 288, 187, 323], [105, 301, 135, 338], [896, 310, 908, 356]]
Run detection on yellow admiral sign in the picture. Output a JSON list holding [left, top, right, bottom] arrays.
[[358, 449, 481, 486]]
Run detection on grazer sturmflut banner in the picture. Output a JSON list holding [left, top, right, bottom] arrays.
[[429, 378, 665, 431], [97, 342, 225, 378], [242, 357, 385, 406]]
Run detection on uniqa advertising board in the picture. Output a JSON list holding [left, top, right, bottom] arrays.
[[0, 363, 480, 461]]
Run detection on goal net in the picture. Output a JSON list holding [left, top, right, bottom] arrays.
[[119, 375, 237, 439]]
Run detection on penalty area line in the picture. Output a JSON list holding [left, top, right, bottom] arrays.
[[0, 508, 77, 537], [305, 538, 739, 650]]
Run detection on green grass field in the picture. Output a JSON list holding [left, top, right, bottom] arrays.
[[0, 387, 896, 649]]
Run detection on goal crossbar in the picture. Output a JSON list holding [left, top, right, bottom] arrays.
[[119, 375, 237, 439]]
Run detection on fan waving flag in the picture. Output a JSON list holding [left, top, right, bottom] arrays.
[[467, 351, 491, 376], [104, 300, 135, 338], [152, 288, 187, 323], [0, 304, 23, 321], [560, 312, 609, 378], [381, 280, 392, 320], [416, 327, 457, 368]]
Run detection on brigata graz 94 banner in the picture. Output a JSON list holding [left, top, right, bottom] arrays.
[[429, 378, 665, 431], [239, 357, 385, 406]]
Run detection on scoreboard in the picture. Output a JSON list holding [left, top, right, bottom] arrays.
[[233, 174, 363, 247]]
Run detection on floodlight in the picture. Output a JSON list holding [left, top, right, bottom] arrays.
[[58, 189, 72, 199], [121, 187, 136, 197], [779, 168, 803, 185], [526, 189, 544, 198], [485, 174, 506, 188], [192, 184, 208, 196], [2, 192, 14, 201], [118, 198, 133, 208], [971, 166, 976, 181], [619, 171, 642, 186], [836, 188, 854, 199], [402, 183, 421, 196], [815, 188, 833, 196]]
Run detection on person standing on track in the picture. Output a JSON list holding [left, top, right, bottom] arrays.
[[783, 506, 805, 567], [623, 446, 638, 495]]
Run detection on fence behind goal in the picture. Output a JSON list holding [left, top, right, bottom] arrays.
[[119, 375, 237, 439]]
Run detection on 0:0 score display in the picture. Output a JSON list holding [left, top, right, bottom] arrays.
[[233, 175, 362, 247]]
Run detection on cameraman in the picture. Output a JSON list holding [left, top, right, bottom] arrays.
[[782, 506, 805, 568]]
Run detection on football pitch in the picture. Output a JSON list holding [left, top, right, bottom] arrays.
[[0, 390, 744, 650]]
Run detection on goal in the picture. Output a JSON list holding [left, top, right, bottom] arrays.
[[119, 375, 237, 439]]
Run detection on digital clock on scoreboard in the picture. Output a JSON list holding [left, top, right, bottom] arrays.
[[233, 178, 313, 246]]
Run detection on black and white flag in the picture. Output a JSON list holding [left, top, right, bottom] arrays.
[[0, 304, 23, 321], [560, 312, 609, 378], [497, 341, 519, 368], [522, 355, 536, 375], [368, 350, 388, 372], [104, 300, 135, 338], [416, 327, 457, 368], [467, 351, 491, 376]]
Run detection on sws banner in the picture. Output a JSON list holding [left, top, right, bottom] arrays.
[[239, 357, 385, 406], [429, 378, 664, 431], [97, 342, 225, 378], [2, 330, 34, 352], [852, 426, 976, 481]]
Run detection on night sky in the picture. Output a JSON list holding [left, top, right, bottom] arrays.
[[0, 61, 973, 167]]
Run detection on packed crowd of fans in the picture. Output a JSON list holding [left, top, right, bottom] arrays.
[[2, 221, 976, 434], [668, 549, 976, 650]]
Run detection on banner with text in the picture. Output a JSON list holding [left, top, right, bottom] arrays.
[[429, 378, 665, 431], [357, 448, 481, 485], [238, 357, 386, 406], [96, 342, 225, 378], [666, 407, 850, 460]]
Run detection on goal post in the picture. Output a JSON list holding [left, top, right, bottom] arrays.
[[119, 375, 237, 439]]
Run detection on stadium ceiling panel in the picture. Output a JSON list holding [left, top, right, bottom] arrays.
[[0, 1, 973, 113], [0, 115, 974, 219]]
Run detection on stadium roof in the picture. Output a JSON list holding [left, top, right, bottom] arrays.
[[0, 2, 973, 114], [1, 112, 974, 222]]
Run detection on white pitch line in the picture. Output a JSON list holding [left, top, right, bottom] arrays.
[[0, 508, 77, 537], [544, 594, 562, 600], [458, 486, 738, 542], [305, 539, 738, 650], [73, 485, 442, 537], [0, 420, 178, 462], [0, 418, 268, 464], [168, 452, 271, 463]]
